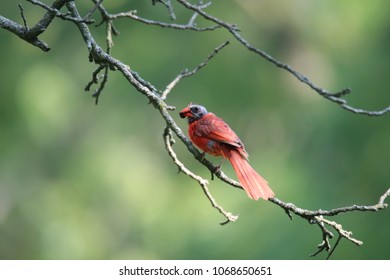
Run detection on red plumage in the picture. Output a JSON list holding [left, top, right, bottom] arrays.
[[180, 104, 275, 200]]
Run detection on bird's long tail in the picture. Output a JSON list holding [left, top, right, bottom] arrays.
[[224, 149, 275, 200]]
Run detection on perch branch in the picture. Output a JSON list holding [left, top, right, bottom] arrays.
[[163, 127, 238, 225]]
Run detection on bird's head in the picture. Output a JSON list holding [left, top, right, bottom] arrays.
[[179, 103, 208, 123]]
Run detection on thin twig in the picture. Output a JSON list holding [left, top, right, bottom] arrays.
[[166, 0, 176, 21], [92, 66, 109, 105], [320, 217, 363, 246], [84, 64, 105, 91], [84, 64, 109, 104], [85, 0, 103, 19], [105, 18, 114, 52], [92, 0, 120, 36], [310, 215, 334, 257], [153, 0, 176, 20], [162, 40, 230, 100], [326, 235, 342, 260], [27, 0, 95, 24], [109, 10, 220, 31], [378, 186, 390, 205], [18, 4, 28, 29]]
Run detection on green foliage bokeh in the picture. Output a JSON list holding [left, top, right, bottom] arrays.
[[0, 1, 389, 259]]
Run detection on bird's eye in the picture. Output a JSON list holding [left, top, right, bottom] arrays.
[[192, 107, 199, 113]]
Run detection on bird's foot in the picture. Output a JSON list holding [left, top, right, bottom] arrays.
[[210, 162, 222, 181], [199, 152, 206, 161]]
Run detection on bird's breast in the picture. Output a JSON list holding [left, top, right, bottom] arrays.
[[188, 125, 222, 156]]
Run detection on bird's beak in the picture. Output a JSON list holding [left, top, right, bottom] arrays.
[[179, 107, 191, 118]]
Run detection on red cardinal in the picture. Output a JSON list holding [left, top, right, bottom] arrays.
[[180, 104, 275, 200]]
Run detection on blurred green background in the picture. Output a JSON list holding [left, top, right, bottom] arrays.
[[0, 0, 389, 260]]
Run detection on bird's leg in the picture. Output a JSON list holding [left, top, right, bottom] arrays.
[[211, 159, 223, 180]]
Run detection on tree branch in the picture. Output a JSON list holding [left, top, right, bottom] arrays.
[[162, 40, 230, 100], [0, 14, 50, 51], [109, 10, 220, 31], [163, 127, 238, 225], [271, 188, 390, 259], [152, 0, 177, 20], [26, 0, 94, 24], [0, 0, 80, 51]]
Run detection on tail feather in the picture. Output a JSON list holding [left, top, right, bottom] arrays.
[[224, 149, 274, 200]]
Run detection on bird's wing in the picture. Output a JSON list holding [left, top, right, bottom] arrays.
[[194, 113, 243, 149]]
